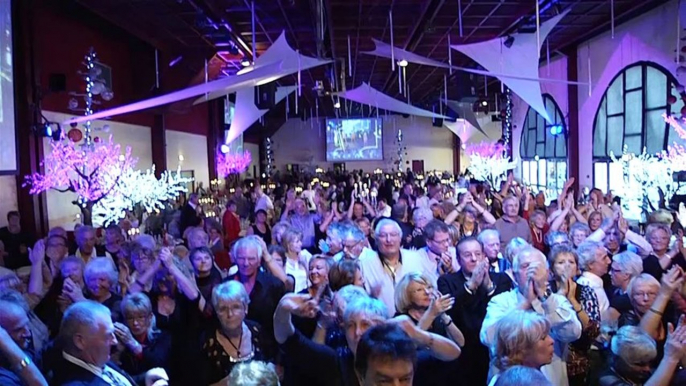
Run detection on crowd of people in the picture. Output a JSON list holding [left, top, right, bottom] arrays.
[[2, 169, 686, 386]]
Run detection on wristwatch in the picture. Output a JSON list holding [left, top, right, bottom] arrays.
[[537, 288, 552, 303]]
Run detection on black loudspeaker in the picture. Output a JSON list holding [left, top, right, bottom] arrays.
[[48, 73, 66, 93], [255, 83, 276, 109], [432, 117, 443, 127], [454, 72, 478, 102]]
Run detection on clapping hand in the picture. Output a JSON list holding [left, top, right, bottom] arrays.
[[466, 260, 485, 291], [280, 293, 319, 319], [428, 291, 455, 318], [158, 248, 174, 268], [28, 239, 46, 266], [661, 266, 685, 294]]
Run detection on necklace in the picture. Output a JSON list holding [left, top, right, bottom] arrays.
[[225, 327, 243, 357]]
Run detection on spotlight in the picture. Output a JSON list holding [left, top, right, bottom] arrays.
[[220, 144, 230, 154], [503, 35, 515, 48], [397, 59, 408, 67], [334, 101, 341, 109], [550, 125, 563, 135], [240, 57, 251, 67], [481, 100, 488, 107], [39, 122, 62, 141]]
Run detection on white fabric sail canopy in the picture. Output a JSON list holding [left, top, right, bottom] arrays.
[[333, 82, 449, 119]]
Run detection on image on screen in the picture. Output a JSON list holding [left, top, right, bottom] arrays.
[[0, 0, 15, 172], [326, 118, 383, 161]]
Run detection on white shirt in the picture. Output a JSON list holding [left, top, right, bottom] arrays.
[[577, 271, 609, 318], [62, 351, 133, 386], [415, 196, 430, 209], [359, 249, 425, 316], [255, 194, 274, 212], [480, 289, 582, 386], [415, 246, 460, 286], [285, 250, 312, 293], [378, 205, 391, 218]]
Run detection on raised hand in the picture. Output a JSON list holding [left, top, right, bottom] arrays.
[[664, 315, 686, 361], [279, 293, 319, 319], [28, 239, 46, 266], [428, 292, 455, 317], [158, 248, 173, 268], [661, 266, 685, 294]]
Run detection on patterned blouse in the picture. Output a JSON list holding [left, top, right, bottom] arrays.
[[200, 320, 266, 384], [567, 283, 601, 379]]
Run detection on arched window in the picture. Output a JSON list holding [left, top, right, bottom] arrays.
[[592, 62, 685, 194], [520, 94, 567, 198]]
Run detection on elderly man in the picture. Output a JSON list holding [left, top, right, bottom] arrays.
[[52, 301, 168, 386], [608, 251, 643, 316], [478, 229, 509, 274], [224, 237, 285, 339], [577, 240, 612, 318], [481, 247, 581, 386], [494, 196, 532, 249], [438, 237, 513, 386], [281, 198, 321, 250], [0, 300, 47, 386], [72, 226, 111, 264], [274, 294, 460, 386], [359, 219, 424, 314], [334, 224, 375, 262], [417, 220, 459, 283]]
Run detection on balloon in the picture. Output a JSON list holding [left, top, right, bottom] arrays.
[[669, 95, 678, 104], [93, 136, 100, 143], [67, 128, 83, 142]]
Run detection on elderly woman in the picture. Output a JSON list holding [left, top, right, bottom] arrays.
[[642, 222, 683, 281], [271, 221, 291, 246], [394, 272, 465, 347], [410, 207, 434, 249], [547, 245, 601, 386], [619, 270, 682, 364], [328, 260, 365, 291], [199, 281, 274, 385], [83, 257, 123, 322], [528, 210, 550, 253], [599, 324, 686, 386], [114, 292, 172, 382], [488, 310, 555, 385], [227, 361, 279, 386], [281, 228, 311, 293], [569, 222, 592, 248]]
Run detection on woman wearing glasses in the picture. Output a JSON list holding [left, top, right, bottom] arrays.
[[199, 281, 273, 385], [115, 292, 172, 383]]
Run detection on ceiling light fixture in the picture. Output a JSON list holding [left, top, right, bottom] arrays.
[[241, 57, 251, 67], [397, 59, 408, 67]]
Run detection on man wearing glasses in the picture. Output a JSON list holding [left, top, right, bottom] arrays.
[[416, 220, 459, 284]]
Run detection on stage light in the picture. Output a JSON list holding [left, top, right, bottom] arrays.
[[397, 59, 408, 67], [241, 57, 251, 67], [220, 144, 230, 154], [481, 100, 488, 107], [334, 101, 341, 109]]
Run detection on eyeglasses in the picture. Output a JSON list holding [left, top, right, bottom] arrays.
[[343, 239, 363, 249], [430, 238, 451, 245], [377, 232, 400, 240], [235, 256, 259, 264], [632, 292, 658, 300], [217, 304, 245, 315]]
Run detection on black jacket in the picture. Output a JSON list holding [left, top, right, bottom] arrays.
[[51, 356, 137, 386]]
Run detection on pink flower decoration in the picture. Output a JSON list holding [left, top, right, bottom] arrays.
[[216, 150, 251, 178]]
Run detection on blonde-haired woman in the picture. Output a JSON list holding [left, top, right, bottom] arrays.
[[280, 228, 311, 293], [394, 272, 464, 346], [489, 310, 555, 385]]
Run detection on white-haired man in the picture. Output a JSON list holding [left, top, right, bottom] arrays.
[[481, 247, 581, 386], [358, 219, 424, 314], [53, 301, 168, 386], [577, 240, 611, 318]]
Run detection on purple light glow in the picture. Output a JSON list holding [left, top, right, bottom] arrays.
[[23, 136, 137, 203], [465, 141, 508, 158], [216, 150, 251, 178]]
